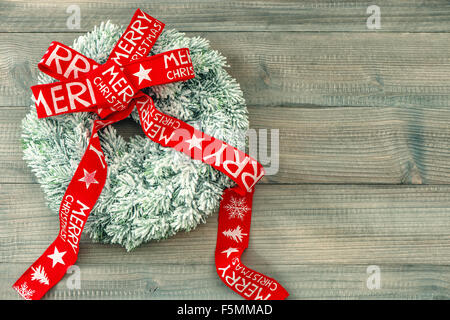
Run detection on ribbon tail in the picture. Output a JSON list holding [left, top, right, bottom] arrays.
[[13, 106, 133, 300], [215, 187, 289, 300], [13, 124, 106, 300], [12, 236, 77, 300], [135, 97, 288, 299]]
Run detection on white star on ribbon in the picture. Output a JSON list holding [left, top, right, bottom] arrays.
[[78, 169, 99, 189], [221, 247, 239, 258], [47, 247, 66, 268], [186, 134, 204, 150], [133, 64, 152, 85]]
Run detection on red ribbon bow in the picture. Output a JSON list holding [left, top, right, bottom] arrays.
[[13, 9, 289, 300]]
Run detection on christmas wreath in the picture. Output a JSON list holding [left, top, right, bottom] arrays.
[[15, 10, 288, 300], [22, 21, 246, 250]]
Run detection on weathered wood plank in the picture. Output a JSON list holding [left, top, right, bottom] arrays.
[[2, 0, 450, 33], [2, 32, 450, 108], [2, 0, 449, 302], [3, 105, 450, 184], [2, 263, 449, 300], [1, 183, 449, 299], [3, 183, 450, 265]]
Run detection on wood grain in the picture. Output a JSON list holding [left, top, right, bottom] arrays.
[[3, 105, 450, 184], [2, 263, 449, 299], [2, 32, 450, 108], [2, 0, 450, 33], [1, 184, 449, 299], [2, 1, 450, 300]]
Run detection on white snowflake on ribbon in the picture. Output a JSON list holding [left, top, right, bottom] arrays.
[[222, 225, 248, 243], [31, 265, 49, 285], [224, 197, 250, 220], [13, 282, 35, 300]]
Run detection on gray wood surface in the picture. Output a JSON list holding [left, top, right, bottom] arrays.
[[3, 32, 450, 108], [1, 0, 449, 300], [4, 106, 450, 185], [2, 0, 450, 33], [2, 184, 450, 299]]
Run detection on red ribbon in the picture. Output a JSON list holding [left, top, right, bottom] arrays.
[[13, 9, 288, 300]]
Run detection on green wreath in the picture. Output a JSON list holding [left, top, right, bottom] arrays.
[[22, 22, 249, 251]]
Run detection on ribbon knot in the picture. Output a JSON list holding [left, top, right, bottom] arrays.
[[14, 9, 288, 300], [88, 60, 137, 112]]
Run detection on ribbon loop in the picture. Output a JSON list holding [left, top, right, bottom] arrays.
[[38, 41, 98, 81], [123, 48, 195, 89], [32, 48, 195, 119], [38, 9, 165, 82], [108, 8, 164, 66], [31, 60, 136, 119], [86, 60, 137, 113], [31, 76, 98, 118]]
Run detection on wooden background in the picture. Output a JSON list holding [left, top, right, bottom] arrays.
[[1, 0, 450, 300]]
